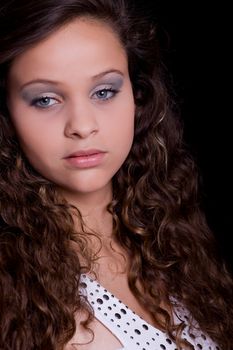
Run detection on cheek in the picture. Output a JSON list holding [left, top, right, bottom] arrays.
[[119, 95, 135, 138], [8, 103, 37, 143], [9, 103, 58, 150], [10, 115, 57, 164], [109, 99, 135, 153]]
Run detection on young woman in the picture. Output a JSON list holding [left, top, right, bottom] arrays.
[[0, 1, 232, 349]]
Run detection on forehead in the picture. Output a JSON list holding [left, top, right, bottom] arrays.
[[8, 18, 128, 83]]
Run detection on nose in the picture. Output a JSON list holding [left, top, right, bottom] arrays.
[[64, 99, 99, 139]]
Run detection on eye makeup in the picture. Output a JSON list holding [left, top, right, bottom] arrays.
[[21, 88, 62, 106], [91, 77, 123, 97], [19, 71, 124, 106], [93, 75, 124, 91]]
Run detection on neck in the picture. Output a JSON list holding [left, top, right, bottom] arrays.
[[59, 183, 127, 275], [60, 182, 113, 238]]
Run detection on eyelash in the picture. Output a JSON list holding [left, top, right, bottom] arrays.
[[93, 87, 119, 101], [30, 87, 120, 109]]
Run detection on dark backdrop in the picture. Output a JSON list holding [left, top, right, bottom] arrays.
[[136, 1, 232, 271]]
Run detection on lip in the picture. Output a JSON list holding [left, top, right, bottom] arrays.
[[64, 149, 106, 168], [65, 149, 105, 158]]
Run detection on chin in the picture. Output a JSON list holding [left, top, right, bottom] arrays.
[[62, 180, 111, 195]]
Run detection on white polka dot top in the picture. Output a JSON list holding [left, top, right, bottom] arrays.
[[80, 275, 219, 350]]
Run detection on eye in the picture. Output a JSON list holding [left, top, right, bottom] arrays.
[[31, 96, 59, 108], [93, 88, 119, 101]]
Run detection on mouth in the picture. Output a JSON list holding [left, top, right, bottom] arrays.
[[65, 149, 105, 158], [64, 149, 106, 168]]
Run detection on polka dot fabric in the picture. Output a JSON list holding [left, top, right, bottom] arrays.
[[80, 275, 219, 350]]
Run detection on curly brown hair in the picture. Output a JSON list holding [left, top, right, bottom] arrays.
[[0, 0, 232, 349]]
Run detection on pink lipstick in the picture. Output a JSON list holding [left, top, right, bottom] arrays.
[[64, 149, 106, 168]]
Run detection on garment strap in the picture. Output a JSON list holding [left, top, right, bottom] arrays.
[[80, 274, 179, 350]]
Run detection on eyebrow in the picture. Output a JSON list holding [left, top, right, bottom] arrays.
[[19, 69, 124, 90]]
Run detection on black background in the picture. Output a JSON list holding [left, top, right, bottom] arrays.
[[136, 1, 232, 271]]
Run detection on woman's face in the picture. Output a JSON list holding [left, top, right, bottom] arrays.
[[7, 19, 135, 202]]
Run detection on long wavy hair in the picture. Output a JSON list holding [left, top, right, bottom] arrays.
[[0, 0, 232, 349]]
